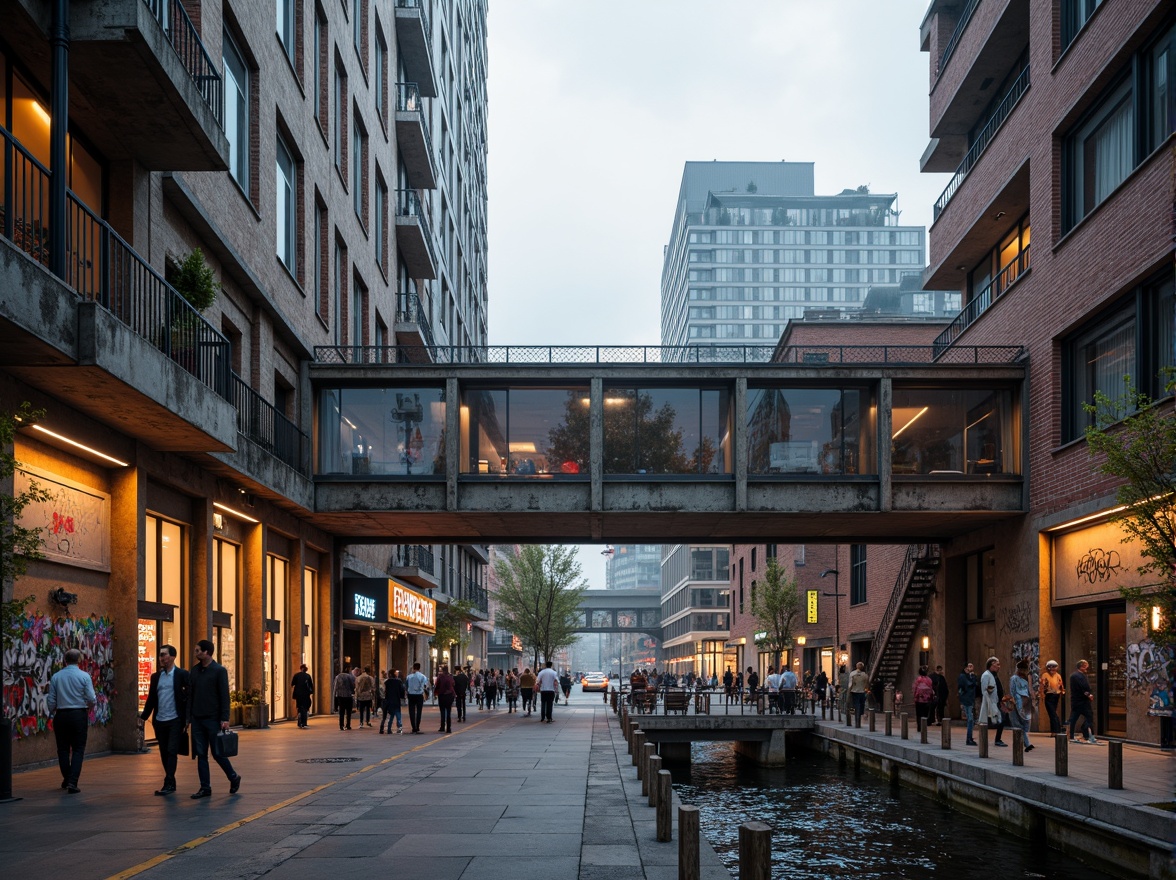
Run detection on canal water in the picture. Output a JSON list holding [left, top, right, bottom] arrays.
[[670, 742, 1118, 880]]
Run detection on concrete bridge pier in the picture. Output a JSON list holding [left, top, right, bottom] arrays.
[[657, 742, 691, 764], [734, 729, 788, 766]]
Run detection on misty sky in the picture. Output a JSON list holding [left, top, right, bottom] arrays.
[[484, 0, 949, 586]]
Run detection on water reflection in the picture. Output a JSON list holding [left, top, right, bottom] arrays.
[[670, 742, 1116, 879]]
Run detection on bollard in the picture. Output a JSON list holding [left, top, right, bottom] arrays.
[[648, 755, 662, 807], [1054, 733, 1068, 776], [1108, 741, 1123, 790], [940, 717, 952, 750], [868, 709, 876, 732], [900, 712, 909, 740], [679, 805, 700, 880], [738, 821, 772, 880], [846, 707, 853, 728], [656, 771, 673, 842], [919, 717, 928, 744], [855, 707, 863, 728], [628, 720, 639, 752], [643, 743, 657, 791], [639, 741, 655, 786], [632, 732, 645, 768], [821, 700, 827, 720], [885, 710, 893, 737], [977, 723, 989, 758], [1012, 727, 1024, 766]]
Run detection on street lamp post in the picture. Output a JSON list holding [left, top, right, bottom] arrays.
[[820, 568, 845, 685]]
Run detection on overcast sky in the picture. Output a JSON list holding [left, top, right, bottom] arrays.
[[484, 0, 948, 586]]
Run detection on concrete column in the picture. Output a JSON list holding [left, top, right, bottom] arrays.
[[658, 741, 691, 764], [190, 497, 213, 649], [590, 377, 602, 514], [445, 377, 459, 511], [109, 462, 145, 753], [242, 523, 265, 694], [878, 377, 893, 511], [734, 731, 786, 766], [734, 377, 747, 512]]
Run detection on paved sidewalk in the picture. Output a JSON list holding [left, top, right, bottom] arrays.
[[0, 698, 727, 880]]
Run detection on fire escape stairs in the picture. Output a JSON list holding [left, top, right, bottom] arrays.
[[867, 544, 941, 688]]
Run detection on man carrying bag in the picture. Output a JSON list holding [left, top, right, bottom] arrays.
[[188, 639, 242, 798]]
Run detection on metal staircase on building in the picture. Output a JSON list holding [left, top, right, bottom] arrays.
[[867, 544, 941, 687]]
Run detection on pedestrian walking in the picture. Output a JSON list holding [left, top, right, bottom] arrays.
[[48, 647, 97, 794], [980, 656, 1007, 746], [380, 669, 405, 734], [291, 664, 314, 729], [520, 667, 536, 716], [332, 665, 356, 730], [930, 665, 949, 724], [188, 639, 241, 798], [454, 666, 470, 722], [138, 644, 190, 795], [1067, 659, 1099, 744], [1041, 659, 1066, 735], [723, 667, 734, 704], [505, 670, 519, 713], [848, 661, 869, 720], [782, 666, 800, 715], [913, 665, 936, 726], [473, 670, 484, 709], [813, 669, 828, 708], [435, 665, 455, 733], [355, 667, 376, 728], [1009, 658, 1035, 751], [536, 661, 559, 722], [559, 670, 572, 705], [957, 661, 979, 745], [405, 662, 429, 733], [483, 668, 498, 710], [765, 666, 781, 713]]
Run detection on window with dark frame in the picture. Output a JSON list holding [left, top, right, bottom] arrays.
[[849, 544, 867, 605]]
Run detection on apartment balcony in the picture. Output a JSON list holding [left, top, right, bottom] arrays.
[[924, 0, 1029, 144], [395, 83, 437, 190], [0, 130, 237, 452], [66, 0, 228, 171], [933, 244, 1030, 354], [395, 189, 437, 280], [462, 574, 489, 615], [394, 0, 437, 98], [394, 292, 436, 362], [389, 544, 439, 590]]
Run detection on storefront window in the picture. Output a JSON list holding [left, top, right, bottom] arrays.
[[603, 387, 731, 474], [303, 568, 317, 671], [460, 387, 590, 475], [891, 386, 1019, 475], [747, 387, 874, 474], [213, 539, 239, 692], [266, 555, 289, 722], [318, 387, 446, 475], [140, 515, 183, 734]]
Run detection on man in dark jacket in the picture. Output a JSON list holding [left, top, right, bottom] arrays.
[[453, 667, 470, 723], [188, 639, 240, 799], [138, 644, 190, 795], [957, 662, 979, 745], [291, 664, 314, 728], [1067, 659, 1099, 744], [930, 665, 949, 725], [380, 670, 405, 734]]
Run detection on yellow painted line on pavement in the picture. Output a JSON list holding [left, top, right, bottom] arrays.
[[105, 717, 494, 880]]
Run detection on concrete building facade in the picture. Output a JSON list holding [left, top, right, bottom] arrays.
[[0, 0, 488, 768]]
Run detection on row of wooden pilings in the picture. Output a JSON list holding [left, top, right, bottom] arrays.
[[615, 697, 773, 880], [839, 706, 1126, 789]]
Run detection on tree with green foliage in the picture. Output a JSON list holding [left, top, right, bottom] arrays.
[[432, 598, 476, 666], [492, 545, 587, 670], [1084, 375, 1176, 652], [545, 391, 696, 474], [750, 557, 804, 669]]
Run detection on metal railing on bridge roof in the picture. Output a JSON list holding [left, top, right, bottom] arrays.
[[314, 343, 1025, 366]]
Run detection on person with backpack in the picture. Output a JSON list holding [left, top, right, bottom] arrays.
[[332, 665, 356, 731], [913, 665, 936, 728]]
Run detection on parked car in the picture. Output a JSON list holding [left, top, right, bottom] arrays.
[[581, 672, 609, 692]]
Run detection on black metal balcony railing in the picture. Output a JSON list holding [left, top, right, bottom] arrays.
[[144, 0, 224, 126], [933, 245, 1030, 354], [314, 343, 1026, 366], [396, 0, 432, 42], [229, 373, 310, 474], [397, 81, 423, 115], [463, 575, 489, 614], [395, 292, 436, 347], [934, 65, 1031, 221], [1, 126, 51, 266], [937, 0, 982, 76], [394, 188, 437, 263], [399, 543, 436, 575]]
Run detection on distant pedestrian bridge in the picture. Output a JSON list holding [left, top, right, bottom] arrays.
[[309, 344, 1026, 543], [575, 588, 662, 638]]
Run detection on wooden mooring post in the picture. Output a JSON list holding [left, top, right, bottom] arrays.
[[1108, 741, 1123, 790], [656, 771, 673, 842], [679, 805, 700, 880], [738, 821, 772, 880]]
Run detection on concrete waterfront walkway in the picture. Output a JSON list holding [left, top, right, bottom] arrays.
[[1, 696, 727, 880]]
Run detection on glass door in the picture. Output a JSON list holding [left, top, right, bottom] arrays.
[[1101, 606, 1127, 738]]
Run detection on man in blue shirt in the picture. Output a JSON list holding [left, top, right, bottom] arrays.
[[138, 644, 190, 795], [47, 648, 96, 793], [405, 662, 429, 733]]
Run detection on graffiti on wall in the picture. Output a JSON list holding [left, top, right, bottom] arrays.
[[1011, 637, 1040, 685], [2, 613, 115, 739], [997, 599, 1034, 638], [1126, 639, 1175, 717]]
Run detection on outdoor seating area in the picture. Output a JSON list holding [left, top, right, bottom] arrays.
[[615, 685, 825, 717]]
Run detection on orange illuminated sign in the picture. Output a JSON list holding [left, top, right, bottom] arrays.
[[390, 583, 436, 632]]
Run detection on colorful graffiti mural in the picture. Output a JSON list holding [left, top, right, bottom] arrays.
[[2, 613, 115, 739], [1126, 639, 1175, 717]]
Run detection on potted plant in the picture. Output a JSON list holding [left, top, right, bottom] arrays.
[[164, 248, 219, 369], [241, 687, 266, 728], [229, 690, 244, 727]]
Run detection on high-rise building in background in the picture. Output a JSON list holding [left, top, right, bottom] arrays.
[[0, 0, 488, 769], [604, 544, 662, 590], [660, 161, 955, 349]]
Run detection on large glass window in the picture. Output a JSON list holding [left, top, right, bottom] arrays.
[[140, 515, 184, 728], [603, 387, 731, 474], [265, 555, 288, 722], [276, 0, 296, 62], [213, 538, 239, 692], [1061, 0, 1105, 51], [223, 32, 250, 191], [319, 386, 446, 475], [891, 387, 1019, 475], [276, 136, 296, 273], [461, 387, 590, 475], [747, 387, 874, 475], [849, 545, 867, 605]]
